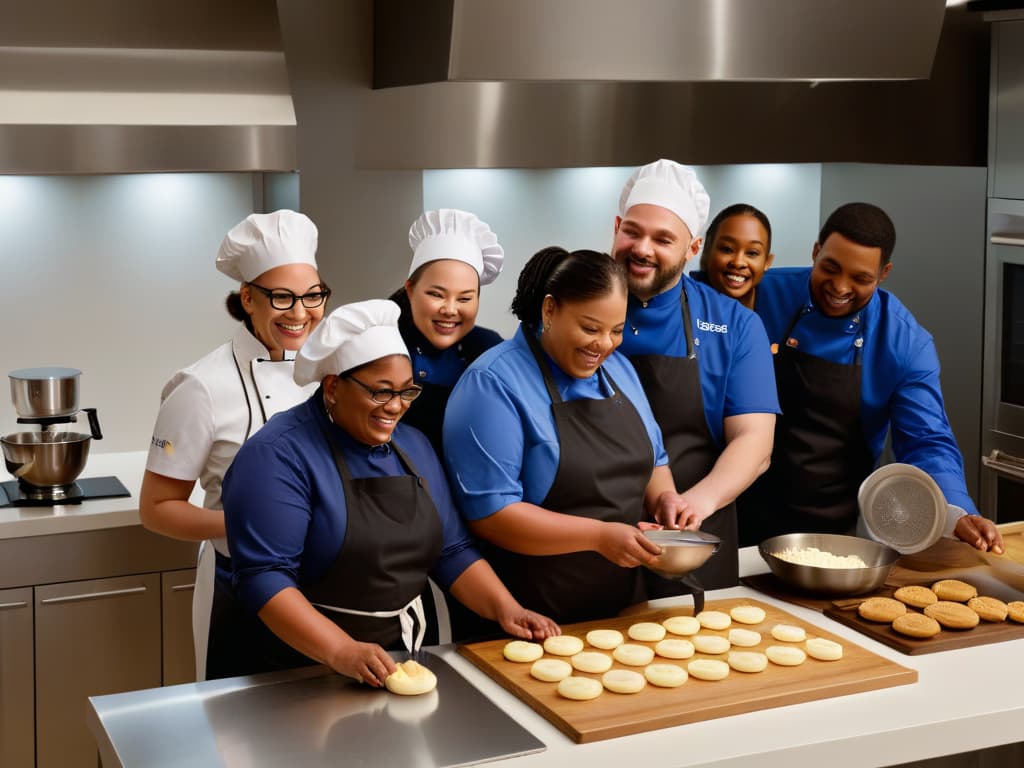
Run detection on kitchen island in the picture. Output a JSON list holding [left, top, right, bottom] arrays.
[[86, 547, 1024, 768]]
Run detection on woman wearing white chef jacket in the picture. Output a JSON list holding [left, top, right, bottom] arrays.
[[218, 300, 558, 683], [139, 210, 330, 681]]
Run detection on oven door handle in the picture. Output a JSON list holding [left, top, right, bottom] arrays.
[[991, 234, 1024, 247], [982, 450, 1024, 482]]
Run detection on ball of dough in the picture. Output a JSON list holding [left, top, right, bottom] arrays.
[[770, 623, 807, 643], [766, 645, 807, 666], [503, 640, 544, 663], [384, 660, 438, 696], [557, 676, 603, 701], [571, 651, 613, 674], [543, 635, 585, 656], [644, 663, 688, 688], [662, 615, 701, 636], [696, 610, 732, 630], [602, 668, 647, 694], [628, 621, 667, 642], [728, 628, 762, 647], [730, 605, 767, 625], [687, 658, 730, 681], [727, 651, 768, 673], [654, 638, 695, 659], [805, 637, 843, 661], [692, 634, 731, 655], [586, 628, 625, 650], [612, 643, 656, 667], [530, 658, 573, 682]]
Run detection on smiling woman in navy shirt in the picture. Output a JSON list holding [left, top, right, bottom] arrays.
[[219, 299, 558, 685]]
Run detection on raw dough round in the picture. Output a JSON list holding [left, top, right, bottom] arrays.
[[602, 668, 647, 694], [728, 628, 762, 647], [557, 676, 603, 701], [766, 645, 807, 666], [805, 637, 843, 661], [730, 605, 767, 625], [654, 638, 695, 659], [543, 635, 585, 656], [662, 615, 701, 636], [384, 660, 438, 696], [503, 640, 544, 663], [612, 643, 656, 667], [644, 663, 688, 688], [530, 658, 573, 682], [628, 621, 667, 642], [571, 651, 613, 674], [687, 658, 730, 681], [692, 634, 731, 655], [727, 651, 768, 673], [696, 610, 732, 630], [586, 628, 625, 649], [770, 623, 807, 642]]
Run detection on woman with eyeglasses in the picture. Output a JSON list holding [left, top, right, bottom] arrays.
[[139, 210, 331, 682], [217, 300, 559, 682]]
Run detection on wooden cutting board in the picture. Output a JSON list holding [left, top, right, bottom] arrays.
[[458, 597, 916, 744]]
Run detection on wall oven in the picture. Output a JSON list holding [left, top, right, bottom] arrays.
[[981, 199, 1024, 523]]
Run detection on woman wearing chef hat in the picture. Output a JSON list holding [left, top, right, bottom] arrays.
[[389, 208, 505, 457], [217, 299, 559, 682], [140, 209, 330, 681]]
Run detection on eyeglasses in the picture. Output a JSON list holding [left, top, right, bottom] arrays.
[[248, 283, 331, 310], [347, 375, 423, 404]]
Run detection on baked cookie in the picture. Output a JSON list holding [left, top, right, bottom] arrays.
[[924, 600, 980, 630], [893, 585, 938, 609], [858, 597, 907, 623], [967, 596, 1008, 622], [892, 612, 941, 639], [1008, 601, 1024, 624], [931, 579, 977, 602]]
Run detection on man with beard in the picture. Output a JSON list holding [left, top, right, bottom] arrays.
[[612, 159, 779, 592]]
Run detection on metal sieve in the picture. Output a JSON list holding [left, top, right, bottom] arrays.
[[857, 463, 946, 554]]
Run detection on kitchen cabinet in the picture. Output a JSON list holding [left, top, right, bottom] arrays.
[[161, 568, 197, 686], [35, 573, 162, 768], [0, 587, 34, 768], [991, 20, 1024, 200]]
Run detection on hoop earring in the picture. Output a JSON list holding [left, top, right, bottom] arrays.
[[323, 392, 336, 424]]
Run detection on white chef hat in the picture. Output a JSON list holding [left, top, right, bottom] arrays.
[[619, 159, 711, 238], [216, 210, 319, 283], [293, 299, 409, 385], [407, 208, 504, 286]]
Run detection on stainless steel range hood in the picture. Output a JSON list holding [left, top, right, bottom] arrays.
[[374, 0, 948, 87]]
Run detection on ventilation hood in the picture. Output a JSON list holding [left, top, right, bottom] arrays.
[[374, 0, 948, 87]]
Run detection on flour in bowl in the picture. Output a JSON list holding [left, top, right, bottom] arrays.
[[773, 546, 868, 569]]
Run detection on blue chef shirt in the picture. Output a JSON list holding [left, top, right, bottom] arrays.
[[754, 267, 978, 515], [222, 391, 481, 616], [442, 326, 669, 521], [616, 276, 781, 447]]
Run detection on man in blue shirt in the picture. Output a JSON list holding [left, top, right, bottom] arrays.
[[612, 159, 780, 590], [746, 202, 1003, 553]]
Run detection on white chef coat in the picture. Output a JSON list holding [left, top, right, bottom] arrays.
[[146, 324, 317, 678]]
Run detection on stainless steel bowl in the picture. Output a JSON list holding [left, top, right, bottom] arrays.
[[643, 529, 721, 580], [759, 532, 900, 596], [1, 431, 91, 488], [9, 367, 81, 418]]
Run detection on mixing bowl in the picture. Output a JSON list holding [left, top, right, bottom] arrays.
[[1, 431, 91, 489], [759, 532, 900, 596], [9, 367, 81, 418], [643, 529, 721, 580]]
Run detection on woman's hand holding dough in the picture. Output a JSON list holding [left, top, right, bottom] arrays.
[[327, 637, 397, 687], [595, 522, 662, 567]]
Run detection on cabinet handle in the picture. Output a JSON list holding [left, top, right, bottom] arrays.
[[982, 450, 1024, 482], [40, 585, 147, 605], [991, 234, 1024, 247], [171, 583, 196, 592], [0, 601, 29, 609]]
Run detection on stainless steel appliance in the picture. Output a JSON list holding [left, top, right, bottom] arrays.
[[1, 367, 128, 507]]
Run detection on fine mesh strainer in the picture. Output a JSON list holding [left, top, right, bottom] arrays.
[[857, 463, 947, 554]]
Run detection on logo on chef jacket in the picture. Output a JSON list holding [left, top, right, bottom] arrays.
[[695, 317, 728, 334], [151, 436, 175, 456]]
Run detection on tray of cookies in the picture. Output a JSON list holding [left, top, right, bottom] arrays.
[[458, 597, 916, 744]]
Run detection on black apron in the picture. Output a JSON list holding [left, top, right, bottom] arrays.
[[737, 308, 874, 546], [627, 285, 739, 594], [214, 417, 444, 677], [484, 332, 656, 625]]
